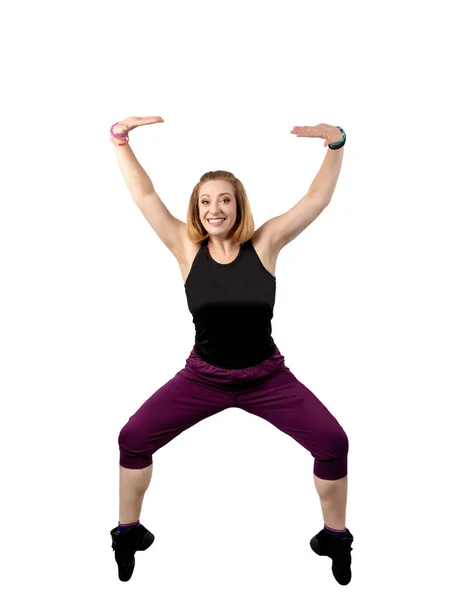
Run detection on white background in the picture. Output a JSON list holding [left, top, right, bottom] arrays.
[[1, 0, 457, 597]]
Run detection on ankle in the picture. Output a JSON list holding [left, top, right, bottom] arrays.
[[323, 524, 348, 538], [117, 520, 141, 534]]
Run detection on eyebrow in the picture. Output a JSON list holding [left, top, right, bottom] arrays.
[[200, 193, 232, 199]]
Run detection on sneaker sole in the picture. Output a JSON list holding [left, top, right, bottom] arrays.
[[332, 564, 351, 585]]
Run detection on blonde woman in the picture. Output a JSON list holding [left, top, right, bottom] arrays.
[[109, 117, 353, 586]]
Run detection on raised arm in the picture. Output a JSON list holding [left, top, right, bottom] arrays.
[[111, 116, 186, 257], [256, 124, 346, 253]]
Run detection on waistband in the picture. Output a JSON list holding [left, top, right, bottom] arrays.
[[184, 346, 288, 385]]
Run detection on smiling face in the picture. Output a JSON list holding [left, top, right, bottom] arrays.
[[198, 180, 238, 237]]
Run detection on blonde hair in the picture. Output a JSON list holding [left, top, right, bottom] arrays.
[[186, 170, 255, 244]]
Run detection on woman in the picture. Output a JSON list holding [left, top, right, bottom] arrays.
[[109, 116, 353, 586]]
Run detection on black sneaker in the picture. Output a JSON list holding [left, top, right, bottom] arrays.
[[110, 524, 155, 582], [309, 528, 354, 585]]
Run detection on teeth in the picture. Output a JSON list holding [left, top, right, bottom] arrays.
[[208, 219, 225, 223]]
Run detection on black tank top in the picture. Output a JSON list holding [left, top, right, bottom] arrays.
[[184, 237, 277, 369]]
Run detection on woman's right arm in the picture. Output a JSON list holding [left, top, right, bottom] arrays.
[[113, 141, 156, 201], [111, 117, 186, 257]]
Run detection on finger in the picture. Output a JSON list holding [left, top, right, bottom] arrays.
[[290, 126, 306, 134], [143, 116, 164, 124], [127, 116, 163, 126], [290, 126, 318, 136]]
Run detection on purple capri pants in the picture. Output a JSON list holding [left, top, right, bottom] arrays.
[[118, 346, 348, 480]]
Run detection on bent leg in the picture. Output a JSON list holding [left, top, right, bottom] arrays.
[[118, 369, 233, 469], [237, 362, 349, 529], [237, 366, 349, 480], [117, 366, 233, 523]]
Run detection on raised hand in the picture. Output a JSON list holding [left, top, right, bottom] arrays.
[[112, 116, 164, 137], [290, 123, 343, 147]]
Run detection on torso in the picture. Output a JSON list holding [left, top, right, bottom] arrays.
[[176, 231, 279, 286]]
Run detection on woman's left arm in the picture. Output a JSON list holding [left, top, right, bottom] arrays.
[[293, 123, 345, 202], [260, 124, 346, 251]]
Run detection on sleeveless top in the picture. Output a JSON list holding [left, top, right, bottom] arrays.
[[184, 237, 277, 369]]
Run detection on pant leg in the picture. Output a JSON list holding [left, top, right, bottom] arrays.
[[236, 351, 349, 480], [118, 358, 235, 469]]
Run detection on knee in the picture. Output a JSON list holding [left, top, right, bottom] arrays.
[[118, 420, 154, 469], [319, 425, 349, 460], [118, 420, 140, 454], [333, 426, 349, 456], [336, 427, 349, 455], [312, 424, 348, 480]]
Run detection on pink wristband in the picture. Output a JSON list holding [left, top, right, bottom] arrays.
[[111, 122, 129, 140]]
